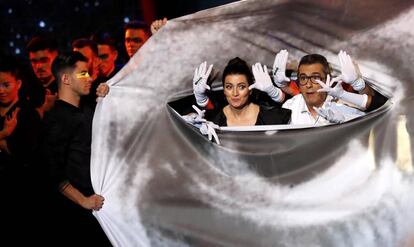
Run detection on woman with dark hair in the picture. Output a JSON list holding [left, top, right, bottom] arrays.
[[193, 57, 291, 127]]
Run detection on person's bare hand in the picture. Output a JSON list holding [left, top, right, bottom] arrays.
[[3, 107, 20, 136], [82, 194, 105, 211], [96, 83, 109, 100], [151, 17, 168, 34]]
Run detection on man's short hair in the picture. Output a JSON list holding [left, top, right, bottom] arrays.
[[26, 36, 58, 53], [52, 51, 88, 85], [90, 32, 116, 51], [298, 54, 331, 75], [124, 20, 151, 36], [71, 38, 98, 56], [0, 53, 21, 79]]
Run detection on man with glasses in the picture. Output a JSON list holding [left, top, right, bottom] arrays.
[[281, 53, 366, 125]]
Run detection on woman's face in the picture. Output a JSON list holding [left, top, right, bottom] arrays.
[[223, 74, 250, 109]]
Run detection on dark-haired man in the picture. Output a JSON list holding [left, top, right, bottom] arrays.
[[281, 53, 366, 125], [91, 33, 119, 81], [27, 36, 58, 91], [72, 38, 100, 81], [124, 20, 151, 59], [27, 36, 59, 116], [41, 51, 110, 245]]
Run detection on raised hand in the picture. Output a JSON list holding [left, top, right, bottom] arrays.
[[2, 107, 20, 137], [272, 49, 290, 88], [251, 62, 284, 102], [316, 74, 344, 98], [193, 61, 213, 107], [316, 75, 368, 110], [333, 50, 365, 91], [150, 17, 168, 35]]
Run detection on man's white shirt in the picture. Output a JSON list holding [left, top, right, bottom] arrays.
[[282, 94, 365, 125]]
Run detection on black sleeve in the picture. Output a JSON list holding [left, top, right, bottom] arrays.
[[41, 114, 71, 190], [211, 109, 227, 126], [367, 90, 388, 112], [6, 106, 42, 165], [257, 107, 291, 125]]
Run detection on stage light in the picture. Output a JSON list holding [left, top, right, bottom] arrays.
[[94, 1, 100, 7], [39, 20, 46, 28], [16, 33, 21, 39], [8, 8, 13, 14], [9, 41, 14, 47], [15, 48, 21, 55], [124, 17, 130, 23]]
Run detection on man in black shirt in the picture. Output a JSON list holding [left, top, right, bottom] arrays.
[[42, 51, 110, 245]]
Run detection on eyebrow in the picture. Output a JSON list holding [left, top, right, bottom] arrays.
[[299, 72, 322, 76], [224, 82, 248, 85]]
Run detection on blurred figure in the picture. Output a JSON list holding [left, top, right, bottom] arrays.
[[124, 20, 151, 59], [27, 36, 58, 90], [91, 32, 119, 81], [72, 38, 100, 82], [72, 38, 103, 106], [26, 36, 59, 116], [0, 54, 47, 242]]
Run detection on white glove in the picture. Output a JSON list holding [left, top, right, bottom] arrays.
[[316, 75, 368, 110], [182, 105, 206, 125], [333, 50, 365, 91], [250, 63, 284, 102], [193, 62, 213, 107], [200, 121, 220, 145], [272, 49, 290, 88], [313, 105, 346, 124], [182, 105, 220, 144]]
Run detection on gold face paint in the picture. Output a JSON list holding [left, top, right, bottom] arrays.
[[75, 71, 90, 79]]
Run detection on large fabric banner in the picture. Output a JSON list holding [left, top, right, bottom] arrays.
[[91, 0, 414, 246]]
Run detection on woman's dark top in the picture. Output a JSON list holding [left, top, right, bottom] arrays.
[[212, 105, 291, 126]]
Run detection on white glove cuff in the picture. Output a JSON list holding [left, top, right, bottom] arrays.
[[351, 77, 366, 91], [194, 93, 208, 107], [267, 86, 285, 103], [340, 91, 368, 110], [274, 73, 289, 88]]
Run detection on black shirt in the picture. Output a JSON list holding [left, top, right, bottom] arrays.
[[0, 99, 41, 169], [41, 100, 95, 196], [213, 105, 291, 126]]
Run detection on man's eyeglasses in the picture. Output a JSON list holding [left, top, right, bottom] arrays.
[[75, 71, 91, 79], [298, 75, 324, 86]]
